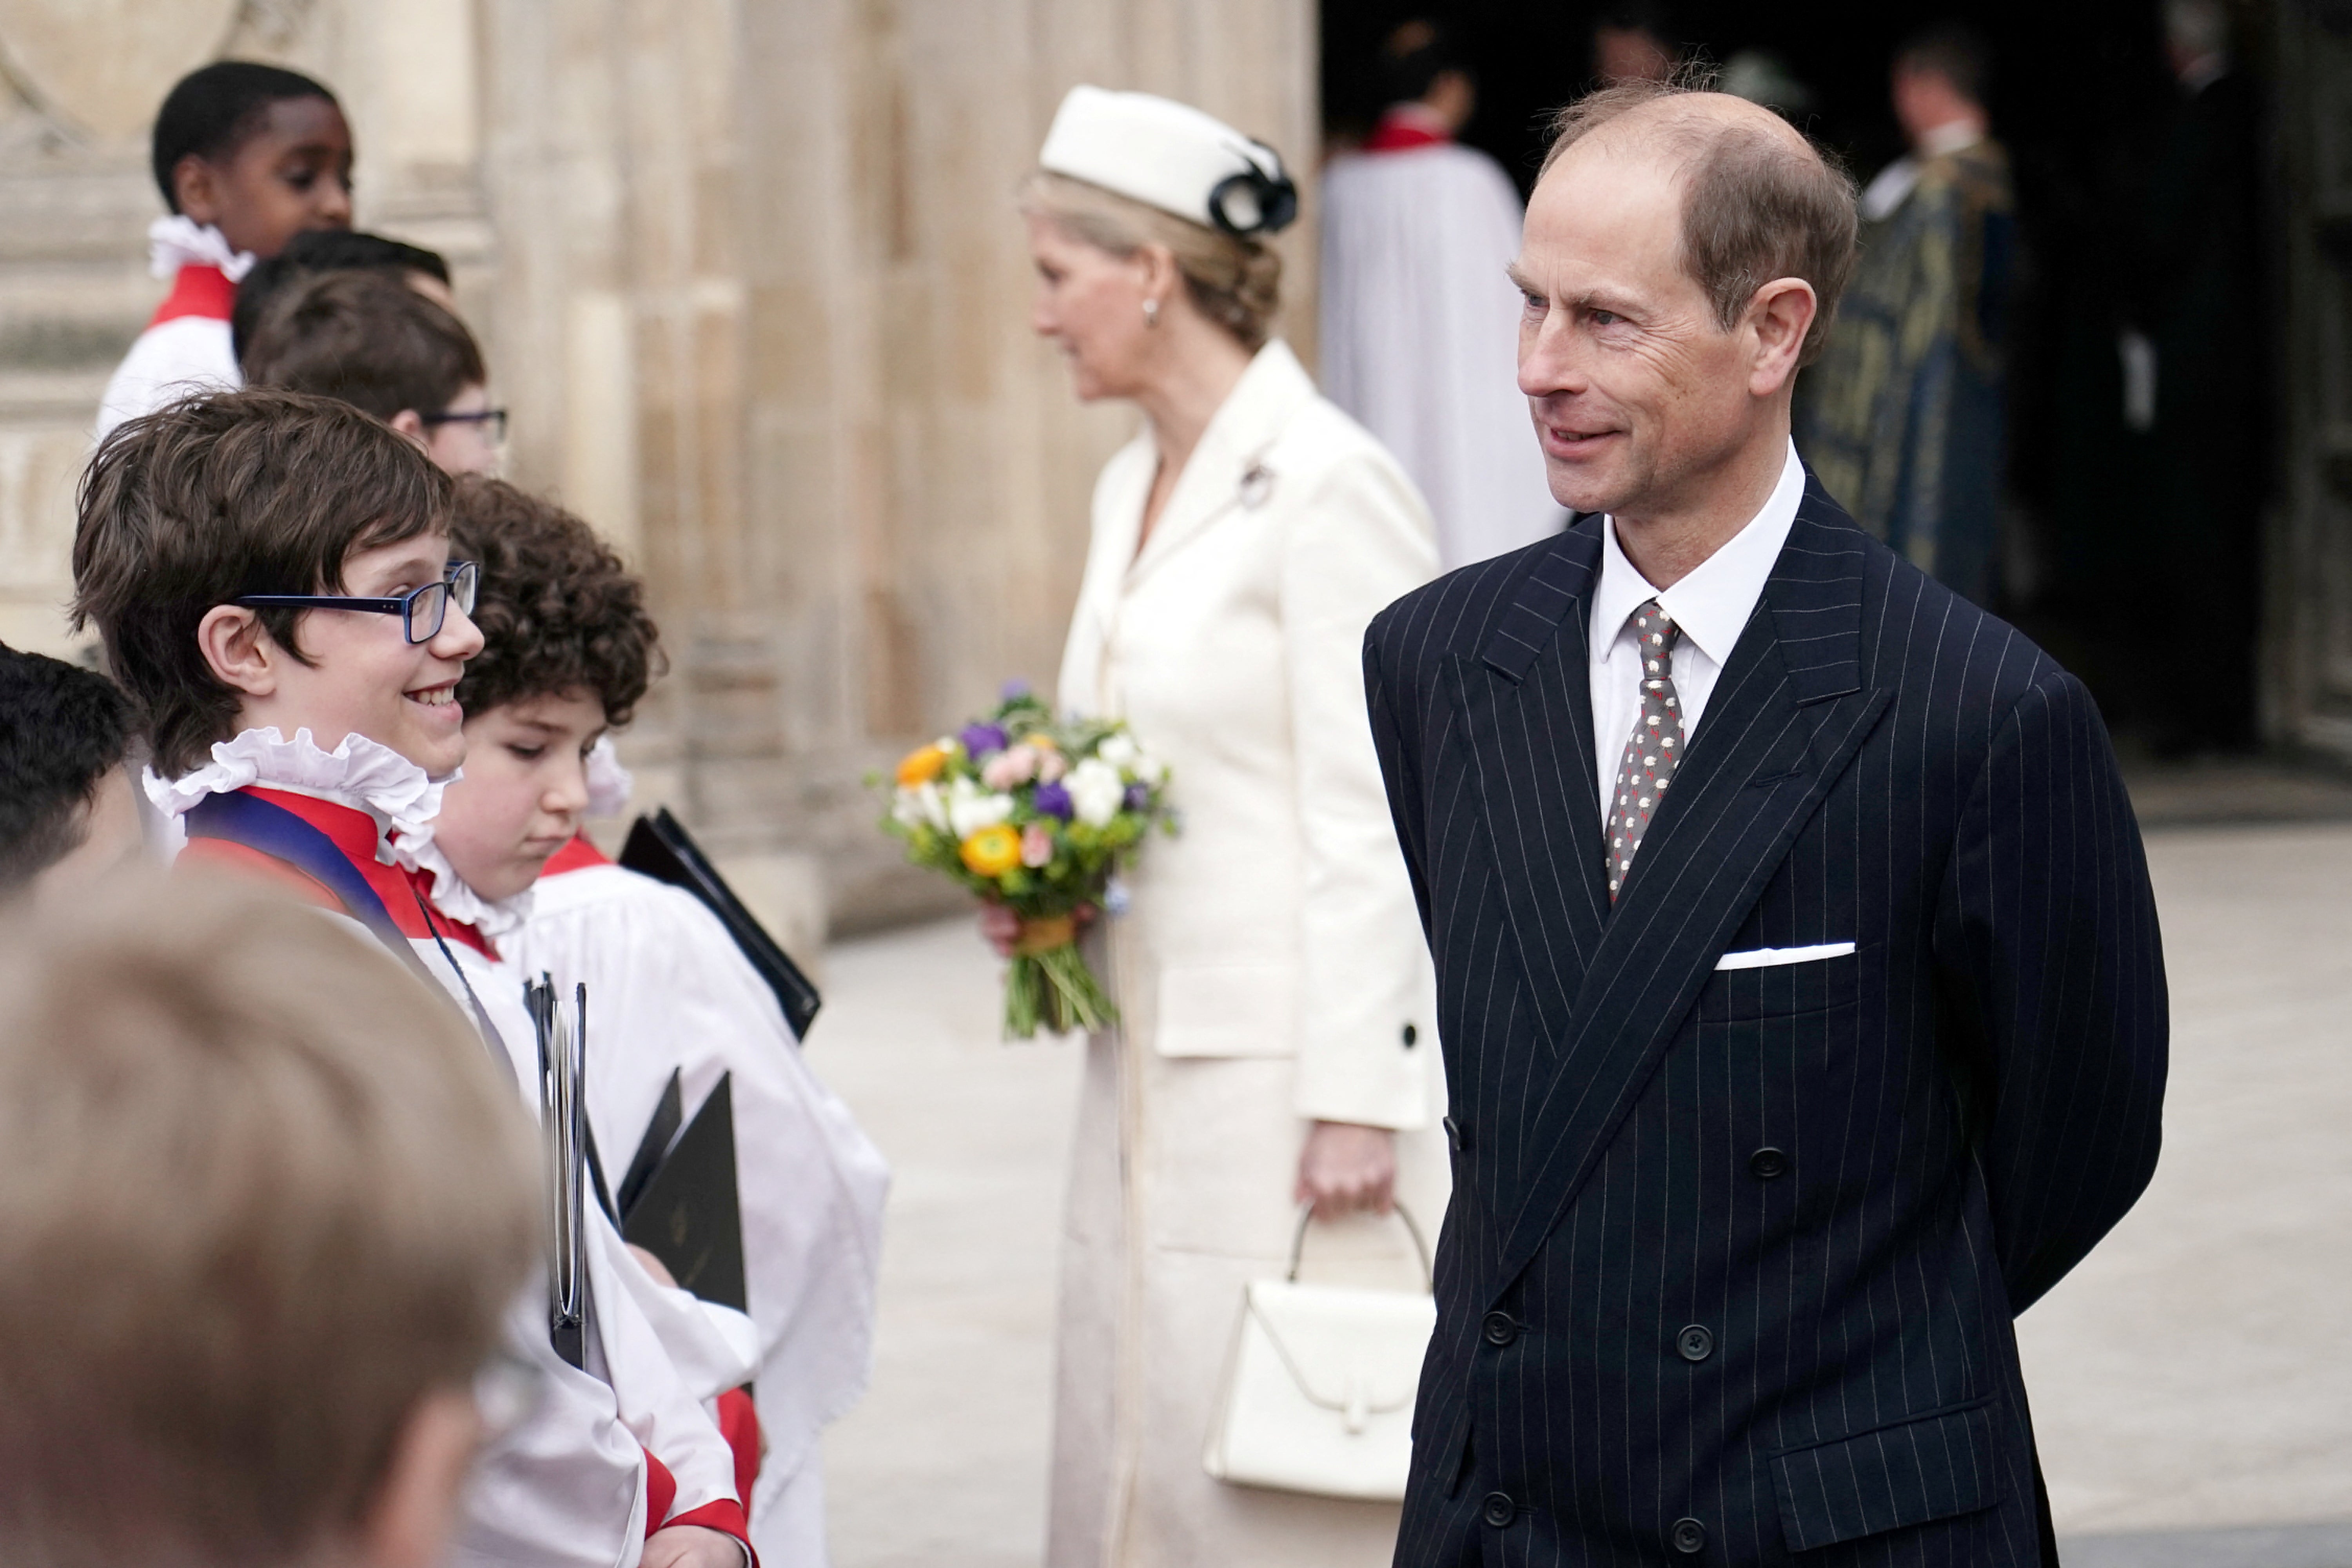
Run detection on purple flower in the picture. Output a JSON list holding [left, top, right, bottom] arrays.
[[1125, 782, 1152, 811], [1000, 678, 1033, 701], [1033, 780, 1074, 820], [959, 722, 1009, 757]]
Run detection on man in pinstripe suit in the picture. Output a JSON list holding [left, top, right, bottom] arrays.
[[1365, 80, 2167, 1566]]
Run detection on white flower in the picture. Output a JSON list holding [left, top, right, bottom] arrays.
[[894, 781, 949, 832], [1131, 751, 1169, 786], [946, 775, 1015, 837], [1096, 732, 1138, 768], [1066, 758, 1125, 828]]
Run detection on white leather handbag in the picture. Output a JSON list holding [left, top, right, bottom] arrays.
[[1202, 1203, 1436, 1501]]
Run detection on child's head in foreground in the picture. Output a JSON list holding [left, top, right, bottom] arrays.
[[152, 61, 352, 259], [0, 869, 538, 1568], [0, 645, 142, 903], [432, 478, 663, 899], [71, 388, 483, 783], [242, 269, 502, 476]]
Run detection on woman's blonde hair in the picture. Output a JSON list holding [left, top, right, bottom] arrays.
[[1020, 171, 1283, 350]]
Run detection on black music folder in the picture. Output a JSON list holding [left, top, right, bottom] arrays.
[[617, 1070, 749, 1314], [618, 807, 822, 1042]]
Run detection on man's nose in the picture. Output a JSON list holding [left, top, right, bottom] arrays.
[[316, 176, 354, 225], [1518, 314, 1584, 398]]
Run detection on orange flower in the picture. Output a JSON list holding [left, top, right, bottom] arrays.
[[960, 823, 1023, 877], [896, 743, 949, 787]]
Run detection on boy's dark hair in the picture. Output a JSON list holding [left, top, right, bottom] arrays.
[[151, 62, 338, 214], [241, 270, 485, 421], [71, 388, 454, 778], [0, 646, 135, 893], [450, 479, 664, 726], [232, 230, 453, 361], [1380, 19, 1464, 107], [1895, 22, 1993, 107]]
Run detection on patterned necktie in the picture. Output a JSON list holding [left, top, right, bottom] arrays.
[[1605, 599, 1684, 903]]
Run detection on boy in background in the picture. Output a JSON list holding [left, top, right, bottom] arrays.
[[435, 478, 889, 1566], [98, 61, 353, 441], [243, 267, 504, 475], [0, 870, 541, 1568], [0, 643, 143, 902], [233, 227, 456, 361]]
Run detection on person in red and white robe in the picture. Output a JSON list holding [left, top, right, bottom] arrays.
[[1319, 21, 1561, 569]]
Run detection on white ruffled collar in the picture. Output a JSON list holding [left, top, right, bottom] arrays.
[[585, 734, 634, 817], [146, 727, 535, 938], [146, 727, 445, 862], [148, 216, 256, 283], [406, 837, 534, 938]]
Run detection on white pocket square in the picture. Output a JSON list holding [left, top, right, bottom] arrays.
[[1715, 942, 1857, 971]]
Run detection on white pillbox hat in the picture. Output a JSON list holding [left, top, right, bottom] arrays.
[[1038, 85, 1298, 237]]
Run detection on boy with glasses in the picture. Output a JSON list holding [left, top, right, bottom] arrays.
[[242, 267, 507, 476], [72, 387, 751, 1568]]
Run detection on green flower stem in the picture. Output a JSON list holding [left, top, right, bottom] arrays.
[[1002, 939, 1120, 1040]]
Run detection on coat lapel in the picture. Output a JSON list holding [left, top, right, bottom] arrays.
[[1491, 484, 1893, 1296], [1462, 517, 1612, 1048], [1124, 340, 1316, 590]]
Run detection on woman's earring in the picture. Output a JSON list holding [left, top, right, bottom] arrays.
[[1142, 296, 1161, 327]]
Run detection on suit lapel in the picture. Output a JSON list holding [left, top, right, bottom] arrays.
[[1492, 488, 1892, 1294], [1462, 518, 1611, 1046]]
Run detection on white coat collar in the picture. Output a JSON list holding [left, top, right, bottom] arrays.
[[1125, 338, 1317, 586]]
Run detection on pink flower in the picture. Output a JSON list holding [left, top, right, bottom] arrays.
[[1020, 823, 1054, 867], [1036, 748, 1069, 783], [982, 744, 1039, 790]]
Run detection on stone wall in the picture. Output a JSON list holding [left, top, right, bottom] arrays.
[[0, 0, 1319, 939]]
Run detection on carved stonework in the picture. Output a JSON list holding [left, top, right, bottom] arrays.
[[0, 0, 240, 143]]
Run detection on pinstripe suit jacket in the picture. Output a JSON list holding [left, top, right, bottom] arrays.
[[1364, 479, 2167, 1567]]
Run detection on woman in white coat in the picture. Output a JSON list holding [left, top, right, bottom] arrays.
[[1009, 87, 1449, 1567]]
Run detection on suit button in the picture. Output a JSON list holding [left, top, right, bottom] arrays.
[[1676, 1324, 1714, 1363], [1444, 1115, 1465, 1152], [1671, 1517, 1707, 1554], [1402, 1023, 1419, 1047], [1482, 1311, 1520, 1347], [1481, 1492, 1516, 1528], [1749, 1147, 1789, 1179]]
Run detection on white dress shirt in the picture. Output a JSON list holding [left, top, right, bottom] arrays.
[[1590, 439, 1805, 825]]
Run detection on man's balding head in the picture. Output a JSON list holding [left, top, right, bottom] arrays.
[[1538, 80, 1856, 367]]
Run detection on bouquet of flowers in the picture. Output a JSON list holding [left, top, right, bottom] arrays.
[[878, 685, 1172, 1038]]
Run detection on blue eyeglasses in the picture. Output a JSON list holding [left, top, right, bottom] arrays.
[[236, 561, 479, 645]]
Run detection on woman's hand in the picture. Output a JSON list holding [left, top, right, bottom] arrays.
[[1294, 1120, 1396, 1220], [641, 1524, 745, 1568], [979, 902, 1022, 958], [978, 902, 1097, 959]]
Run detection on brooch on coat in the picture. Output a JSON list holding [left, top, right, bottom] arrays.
[[1238, 459, 1276, 509]]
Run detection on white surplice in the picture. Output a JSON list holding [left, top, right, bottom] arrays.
[[507, 859, 891, 1568], [1319, 142, 1562, 571]]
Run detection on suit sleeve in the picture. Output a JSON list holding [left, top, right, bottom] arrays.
[[1936, 669, 2168, 1312], [1279, 450, 1439, 1129]]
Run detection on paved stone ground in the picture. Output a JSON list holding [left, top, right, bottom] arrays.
[[806, 823, 2352, 1567]]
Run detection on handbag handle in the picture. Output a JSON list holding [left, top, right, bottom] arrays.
[[1287, 1200, 1433, 1293]]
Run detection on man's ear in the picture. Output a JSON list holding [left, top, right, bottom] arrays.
[[172, 155, 222, 227], [1745, 277, 1819, 398], [196, 604, 282, 698], [355, 1388, 479, 1568], [387, 410, 431, 448]]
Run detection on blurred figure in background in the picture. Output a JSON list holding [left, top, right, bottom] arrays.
[[1321, 18, 1560, 570], [1800, 23, 2015, 606], [0, 643, 142, 904], [0, 871, 540, 1568], [2118, 0, 2266, 753], [1592, 3, 1681, 85]]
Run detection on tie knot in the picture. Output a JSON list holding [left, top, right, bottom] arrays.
[[1633, 599, 1679, 654]]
